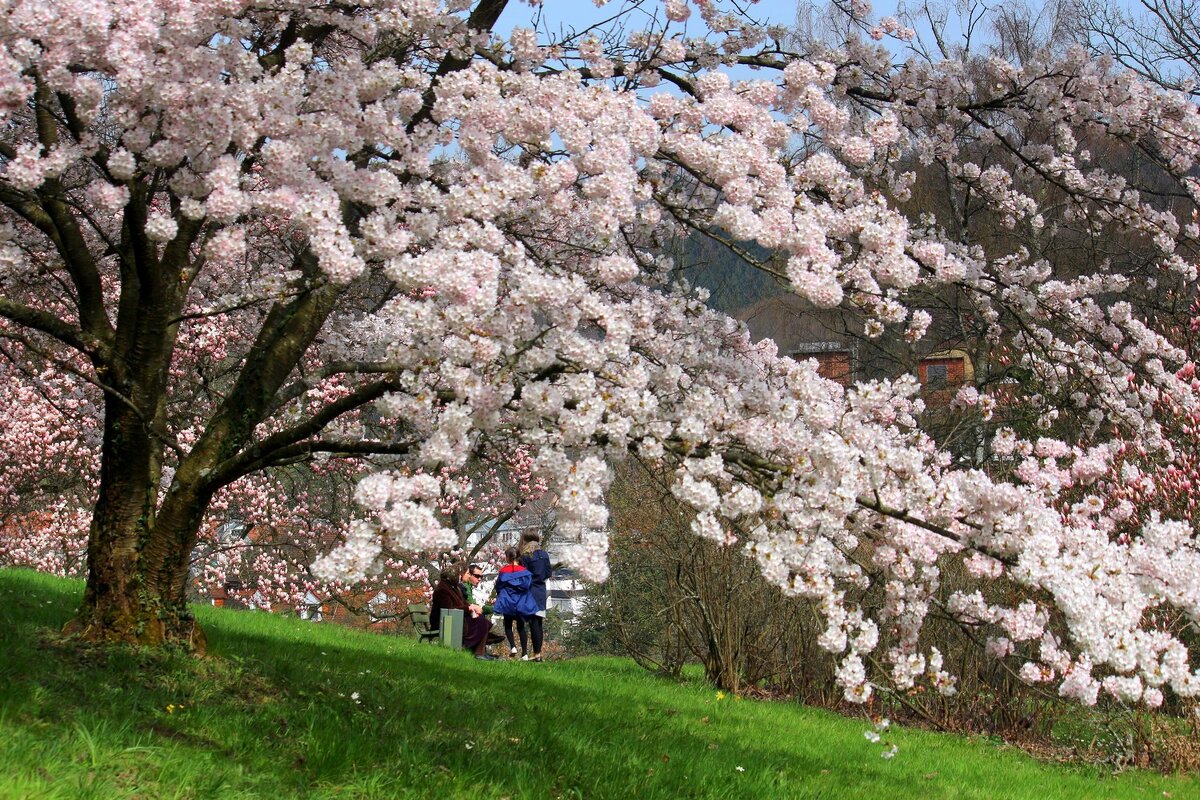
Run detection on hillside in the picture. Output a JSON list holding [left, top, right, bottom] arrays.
[[0, 569, 1195, 799], [675, 232, 786, 316]]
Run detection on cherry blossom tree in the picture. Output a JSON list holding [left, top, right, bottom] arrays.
[[0, 0, 1199, 712], [0, 344, 97, 577], [1094, 288, 1200, 536]]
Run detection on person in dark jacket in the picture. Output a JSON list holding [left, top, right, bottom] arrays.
[[492, 546, 538, 658], [430, 564, 496, 659], [520, 532, 552, 662]]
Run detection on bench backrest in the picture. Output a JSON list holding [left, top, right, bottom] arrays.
[[408, 603, 432, 627]]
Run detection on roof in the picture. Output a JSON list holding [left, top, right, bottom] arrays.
[[735, 294, 862, 356]]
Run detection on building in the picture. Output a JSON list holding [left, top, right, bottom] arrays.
[[546, 567, 589, 618], [917, 348, 973, 406], [790, 340, 854, 385], [737, 294, 983, 406], [737, 295, 863, 386]]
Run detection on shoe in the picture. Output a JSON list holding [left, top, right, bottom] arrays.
[[510, 647, 518, 657], [475, 653, 499, 661], [521, 654, 530, 661], [532, 655, 543, 663]]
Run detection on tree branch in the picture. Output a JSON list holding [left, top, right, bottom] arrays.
[[0, 296, 100, 358], [211, 378, 401, 486]]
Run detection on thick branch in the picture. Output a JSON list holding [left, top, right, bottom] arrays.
[[233, 438, 415, 477], [0, 297, 99, 357], [30, 81, 114, 346], [210, 377, 400, 487]]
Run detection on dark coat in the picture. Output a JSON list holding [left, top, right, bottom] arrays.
[[521, 549, 552, 612], [430, 577, 491, 649], [493, 565, 539, 617], [430, 578, 467, 631]]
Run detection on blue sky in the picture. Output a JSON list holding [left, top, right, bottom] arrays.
[[495, 1, 809, 36], [493, 1, 929, 55]]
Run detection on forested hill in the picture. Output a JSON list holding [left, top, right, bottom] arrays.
[[673, 231, 786, 316]]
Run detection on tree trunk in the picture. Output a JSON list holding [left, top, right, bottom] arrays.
[[65, 397, 207, 651], [68, 515, 205, 650]]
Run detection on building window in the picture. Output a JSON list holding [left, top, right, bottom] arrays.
[[925, 363, 948, 388]]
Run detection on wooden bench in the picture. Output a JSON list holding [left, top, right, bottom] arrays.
[[408, 604, 440, 643], [408, 603, 463, 649]]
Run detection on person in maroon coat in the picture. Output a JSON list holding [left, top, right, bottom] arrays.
[[430, 564, 497, 659]]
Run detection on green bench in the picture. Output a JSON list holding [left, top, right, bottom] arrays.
[[408, 603, 439, 643], [408, 603, 463, 648]]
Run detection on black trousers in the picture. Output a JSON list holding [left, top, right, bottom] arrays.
[[527, 614, 543, 654], [503, 614, 527, 654]]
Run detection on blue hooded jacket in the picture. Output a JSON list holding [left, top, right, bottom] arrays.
[[492, 565, 539, 616]]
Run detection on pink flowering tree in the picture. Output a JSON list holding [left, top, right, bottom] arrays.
[[0, 340, 98, 576], [0, 0, 1199, 712], [1092, 290, 1200, 538]]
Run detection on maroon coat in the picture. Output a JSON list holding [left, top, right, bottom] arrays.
[[431, 577, 491, 650], [431, 578, 467, 629]]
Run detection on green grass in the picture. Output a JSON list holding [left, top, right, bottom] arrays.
[[0, 569, 1196, 799]]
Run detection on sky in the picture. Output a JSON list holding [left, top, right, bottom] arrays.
[[494, 1, 810, 38], [489, 1, 1144, 69], [492, 1, 948, 59]]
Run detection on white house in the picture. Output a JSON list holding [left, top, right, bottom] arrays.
[[546, 566, 588, 619]]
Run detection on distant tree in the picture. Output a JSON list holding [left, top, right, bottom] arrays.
[[1074, 0, 1200, 98]]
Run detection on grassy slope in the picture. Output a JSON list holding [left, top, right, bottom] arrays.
[[0, 569, 1195, 800]]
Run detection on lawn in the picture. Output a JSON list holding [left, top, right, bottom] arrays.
[[0, 568, 1195, 799]]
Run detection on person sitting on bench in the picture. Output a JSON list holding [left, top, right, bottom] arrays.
[[462, 564, 507, 646], [430, 563, 498, 660]]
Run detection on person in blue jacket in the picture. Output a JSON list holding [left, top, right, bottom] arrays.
[[492, 546, 538, 658], [520, 531, 552, 662]]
